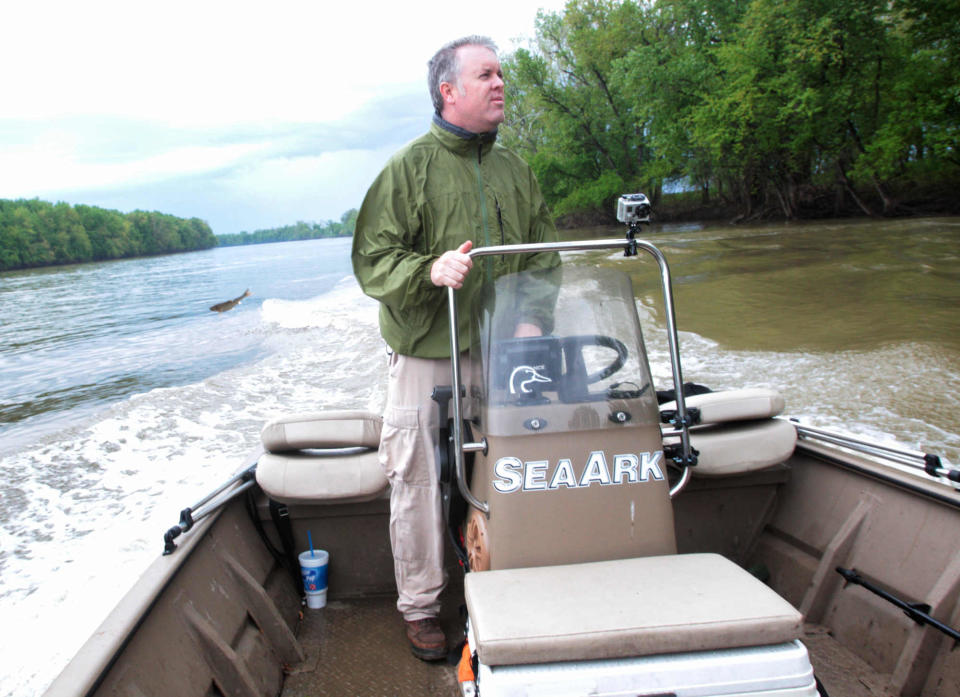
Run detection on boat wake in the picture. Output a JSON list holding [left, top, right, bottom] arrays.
[[0, 278, 387, 697], [638, 298, 960, 466]]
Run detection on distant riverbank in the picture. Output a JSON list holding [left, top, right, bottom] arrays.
[[215, 210, 357, 247], [0, 200, 361, 271], [8, 190, 957, 273], [0, 199, 216, 272]]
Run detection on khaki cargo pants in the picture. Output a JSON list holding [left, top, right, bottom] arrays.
[[380, 352, 473, 620]]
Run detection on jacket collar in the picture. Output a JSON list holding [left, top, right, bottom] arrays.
[[431, 113, 498, 157]]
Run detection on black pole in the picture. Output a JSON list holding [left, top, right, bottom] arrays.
[[836, 567, 960, 643]]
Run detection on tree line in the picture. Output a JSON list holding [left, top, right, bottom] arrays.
[[0, 200, 362, 272], [0, 199, 217, 272], [500, 0, 959, 220], [215, 209, 358, 246]]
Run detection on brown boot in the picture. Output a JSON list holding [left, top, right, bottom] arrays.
[[404, 617, 447, 661]]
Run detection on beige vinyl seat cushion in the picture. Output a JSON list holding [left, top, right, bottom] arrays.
[[256, 410, 388, 504], [660, 388, 797, 476], [660, 387, 785, 424], [465, 553, 803, 666], [664, 418, 797, 476], [260, 410, 382, 451]]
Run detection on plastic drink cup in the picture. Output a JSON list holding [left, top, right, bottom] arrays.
[[299, 549, 329, 608]]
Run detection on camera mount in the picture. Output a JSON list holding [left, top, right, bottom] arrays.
[[617, 193, 652, 257]]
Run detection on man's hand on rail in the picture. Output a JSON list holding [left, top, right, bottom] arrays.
[[430, 240, 474, 289]]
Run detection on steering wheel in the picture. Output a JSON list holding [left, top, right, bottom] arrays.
[[562, 334, 629, 384], [491, 334, 630, 404]]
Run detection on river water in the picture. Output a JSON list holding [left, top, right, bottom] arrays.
[[1, 219, 958, 696]]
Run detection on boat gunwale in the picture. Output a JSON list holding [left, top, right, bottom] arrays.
[[795, 440, 960, 511], [42, 506, 223, 697]]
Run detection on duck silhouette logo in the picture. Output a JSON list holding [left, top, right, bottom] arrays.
[[509, 365, 552, 395]]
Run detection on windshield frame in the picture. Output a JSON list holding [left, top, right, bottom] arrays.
[[446, 236, 695, 513]]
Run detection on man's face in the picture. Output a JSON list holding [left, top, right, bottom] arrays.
[[443, 45, 505, 133]]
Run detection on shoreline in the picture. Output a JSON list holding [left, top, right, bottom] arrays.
[[556, 187, 960, 229], [558, 205, 960, 229], [6, 208, 958, 274]]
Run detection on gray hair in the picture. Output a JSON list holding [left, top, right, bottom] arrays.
[[428, 35, 499, 115]]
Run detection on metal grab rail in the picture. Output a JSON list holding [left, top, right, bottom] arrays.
[[163, 463, 258, 554], [792, 420, 958, 486], [446, 236, 696, 515]]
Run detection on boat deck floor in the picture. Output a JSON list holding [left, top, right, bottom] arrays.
[[282, 585, 463, 697], [803, 625, 896, 697], [281, 589, 894, 697]]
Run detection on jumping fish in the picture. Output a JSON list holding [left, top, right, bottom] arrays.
[[209, 289, 251, 313]]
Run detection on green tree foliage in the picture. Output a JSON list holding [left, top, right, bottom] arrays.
[[76, 205, 135, 260], [215, 209, 359, 246], [502, 0, 960, 219], [502, 0, 648, 215], [0, 199, 216, 272], [857, 0, 960, 184]]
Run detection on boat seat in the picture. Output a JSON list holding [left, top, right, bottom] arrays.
[[465, 553, 803, 667], [660, 387, 786, 425], [660, 388, 797, 476], [256, 410, 388, 504]]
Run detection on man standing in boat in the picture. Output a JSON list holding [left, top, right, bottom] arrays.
[[352, 35, 559, 660]]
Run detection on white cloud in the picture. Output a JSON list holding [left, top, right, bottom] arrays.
[[2, 133, 270, 195], [1, 0, 569, 232], [209, 144, 403, 231]]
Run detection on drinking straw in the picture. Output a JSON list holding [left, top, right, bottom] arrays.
[[308, 531, 315, 558]]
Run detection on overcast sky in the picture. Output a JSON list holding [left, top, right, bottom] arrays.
[[1, 0, 568, 235]]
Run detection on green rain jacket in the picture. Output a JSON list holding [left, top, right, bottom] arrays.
[[352, 116, 560, 358]]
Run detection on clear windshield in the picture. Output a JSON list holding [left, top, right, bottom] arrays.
[[470, 265, 660, 437]]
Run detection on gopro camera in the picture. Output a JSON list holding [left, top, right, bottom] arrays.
[[616, 193, 651, 224]]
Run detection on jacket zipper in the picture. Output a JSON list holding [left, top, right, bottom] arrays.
[[495, 197, 506, 265], [474, 142, 493, 282], [495, 198, 505, 246]]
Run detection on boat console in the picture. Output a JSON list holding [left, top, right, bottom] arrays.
[[443, 231, 817, 696], [459, 266, 676, 571]]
